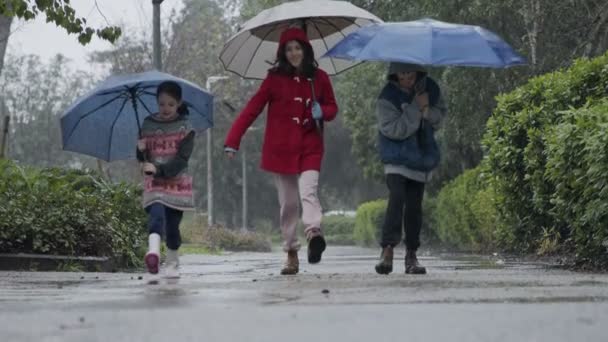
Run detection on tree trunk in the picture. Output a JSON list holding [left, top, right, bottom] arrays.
[[0, 14, 13, 77], [0, 15, 13, 159], [521, 0, 542, 70], [585, 2, 608, 57]]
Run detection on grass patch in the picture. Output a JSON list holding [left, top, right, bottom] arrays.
[[179, 244, 220, 255], [180, 213, 272, 252]]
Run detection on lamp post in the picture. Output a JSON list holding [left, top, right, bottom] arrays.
[[152, 0, 164, 71]]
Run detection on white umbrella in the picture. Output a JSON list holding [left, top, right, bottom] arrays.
[[220, 0, 383, 79]]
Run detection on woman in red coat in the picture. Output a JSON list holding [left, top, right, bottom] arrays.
[[224, 27, 338, 275]]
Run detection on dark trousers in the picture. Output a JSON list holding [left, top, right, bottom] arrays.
[[381, 174, 425, 250], [146, 203, 184, 250]]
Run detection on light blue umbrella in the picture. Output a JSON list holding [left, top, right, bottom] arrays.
[[61, 71, 213, 161], [323, 18, 526, 68]]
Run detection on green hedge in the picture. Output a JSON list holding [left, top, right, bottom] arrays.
[[0, 160, 146, 267], [322, 215, 356, 245], [354, 200, 386, 247], [433, 167, 501, 252], [353, 197, 439, 248], [543, 100, 608, 267], [483, 52, 608, 253]]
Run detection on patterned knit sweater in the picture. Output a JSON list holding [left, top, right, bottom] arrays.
[[136, 115, 195, 211]]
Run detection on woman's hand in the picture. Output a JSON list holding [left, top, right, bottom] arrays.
[[311, 101, 323, 120], [226, 151, 236, 160]]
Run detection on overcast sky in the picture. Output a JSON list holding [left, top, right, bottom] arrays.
[[6, 0, 185, 74]]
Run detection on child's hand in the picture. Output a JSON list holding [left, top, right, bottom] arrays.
[[142, 162, 157, 175], [422, 108, 433, 120], [137, 139, 147, 152], [415, 92, 429, 110]]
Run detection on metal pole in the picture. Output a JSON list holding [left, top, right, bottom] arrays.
[[207, 123, 213, 227], [242, 146, 248, 231], [152, 0, 163, 71], [222, 100, 247, 231], [205, 76, 228, 227]]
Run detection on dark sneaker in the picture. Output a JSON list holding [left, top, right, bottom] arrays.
[[307, 235, 326, 264]]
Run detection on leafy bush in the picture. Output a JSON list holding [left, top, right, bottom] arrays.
[[421, 195, 441, 247], [322, 215, 356, 245], [0, 160, 146, 267], [354, 200, 386, 247], [433, 166, 501, 252], [483, 52, 608, 252], [543, 100, 608, 267]]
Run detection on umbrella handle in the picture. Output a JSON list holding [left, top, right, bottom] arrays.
[[138, 143, 154, 175], [139, 142, 154, 175], [130, 89, 154, 176], [129, 87, 154, 175]]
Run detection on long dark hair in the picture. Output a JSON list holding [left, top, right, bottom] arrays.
[[156, 81, 189, 116], [274, 40, 318, 79]]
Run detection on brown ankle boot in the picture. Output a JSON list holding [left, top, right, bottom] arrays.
[[405, 250, 426, 274], [375, 246, 394, 275], [281, 250, 299, 275]]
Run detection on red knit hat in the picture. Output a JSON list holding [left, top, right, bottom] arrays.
[[278, 27, 311, 54]]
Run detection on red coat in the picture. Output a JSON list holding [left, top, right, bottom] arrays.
[[225, 68, 338, 174]]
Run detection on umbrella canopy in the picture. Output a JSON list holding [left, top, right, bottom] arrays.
[[61, 70, 213, 161], [323, 18, 526, 68], [220, 0, 382, 79]]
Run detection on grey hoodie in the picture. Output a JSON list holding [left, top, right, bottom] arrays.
[[376, 63, 447, 183]]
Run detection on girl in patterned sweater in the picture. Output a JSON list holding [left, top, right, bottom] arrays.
[[136, 81, 195, 279]]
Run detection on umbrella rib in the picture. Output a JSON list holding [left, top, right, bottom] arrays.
[[190, 103, 213, 129], [135, 88, 152, 99], [98, 83, 144, 96], [141, 90, 157, 97], [96, 89, 125, 96], [349, 17, 364, 28], [244, 22, 279, 75], [63, 93, 126, 145], [106, 97, 130, 161], [319, 17, 364, 37], [136, 85, 158, 93], [311, 20, 338, 73], [226, 31, 255, 69], [316, 17, 349, 39], [80, 93, 126, 119], [137, 97, 155, 116]]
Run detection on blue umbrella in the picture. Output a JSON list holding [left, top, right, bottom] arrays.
[[323, 18, 526, 68], [61, 71, 214, 161]]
